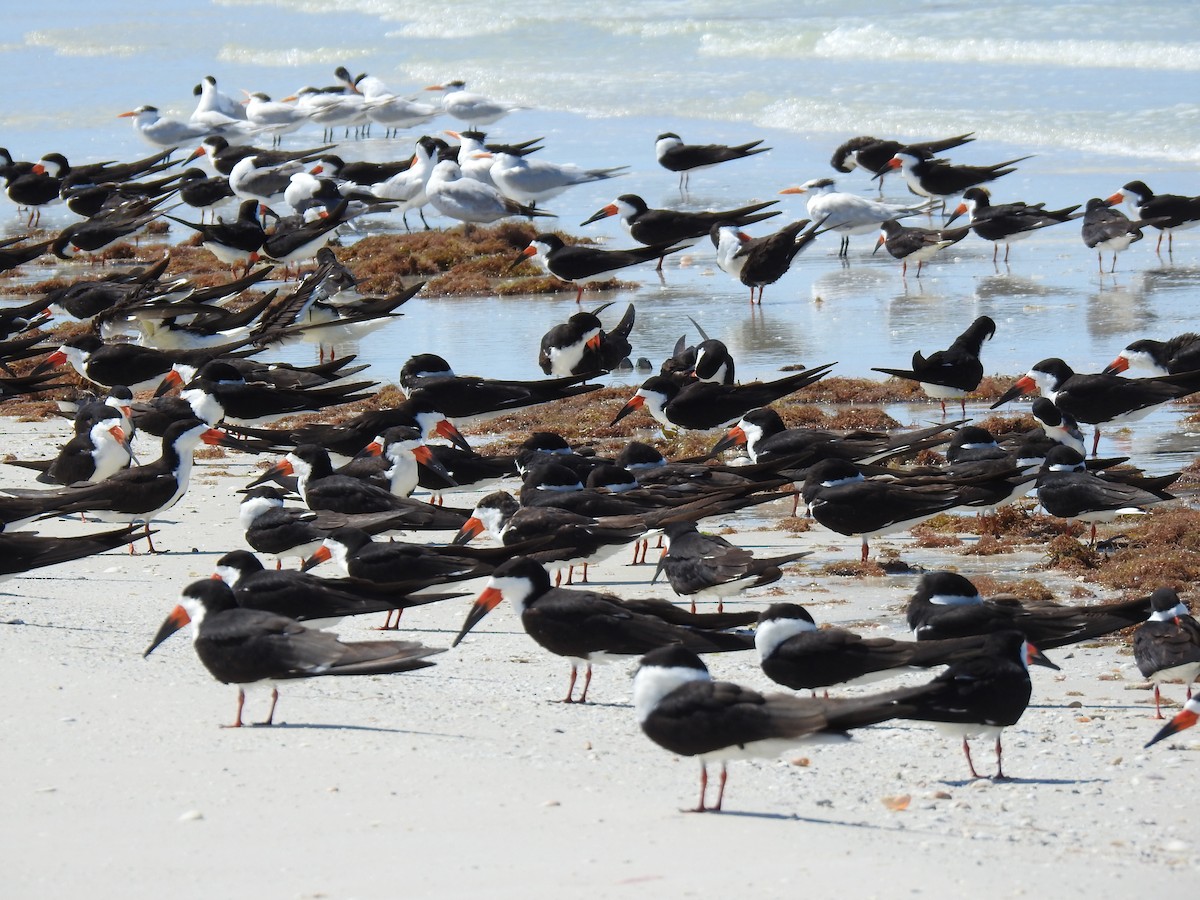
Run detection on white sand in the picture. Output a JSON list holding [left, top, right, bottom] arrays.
[[0, 417, 1196, 899]]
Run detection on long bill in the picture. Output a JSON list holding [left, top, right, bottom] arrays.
[[452, 585, 504, 648], [143, 605, 191, 658]]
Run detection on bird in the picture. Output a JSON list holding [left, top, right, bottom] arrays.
[[1080, 197, 1161, 273], [425, 159, 554, 225], [779, 178, 934, 256], [871, 315, 997, 415], [1133, 588, 1200, 719], [581, 194, 780, 266], [538, 303, 635, 376], [143, 578, 442, 727], [655, 132, 769, 192], [1103, 334, 1200, 377], [175, 360, 375, 426], [166, 198, 266, 273], [710, 219, 822, 303], [611, 365, 836, 432], [1035, 445, 1175, 544], [0, 523, 146, 583], [633, 644, 936, 811], [874, 219, 971, 276], [906, 570, 1154, 648], [399, 353, 601, 424], [1107, 180, 1200, 254], [831, 133, 975, 180], [945, 187, 1081, 262], [452, 556, 755, 704], [118, 105, 218, 150], [991, 356, 1200, 455], [512, 233, 687, 302], [801, 458, 967, 562], [7, 406, 130, 486], [490, 152, 627, 207], [883, 149, 1031, 209], [903, 630, 1044, 780], [425, 80, 523, 128], [652, 521, 810, 612]]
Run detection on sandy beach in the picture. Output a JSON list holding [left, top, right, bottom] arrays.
[[1, 410, 1197, 900]]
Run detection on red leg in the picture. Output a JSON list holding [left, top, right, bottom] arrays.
[[994, 736, 1006, 780], [580, 563, 589, 583], [1091, 427, 1101, 457], [963, 737, 982, 778], [562, 664, 578, 703], [222, 689, 246, 729], [860, 539, 869, 563], [578, 664, 593, 703], [554, 569, 562, 587], [565, 565, 575, 585], [688, 764, 709, 813], [1155, 684, 1163, 719], [713, 763, 728, 811], [261, 688, 279, 726]]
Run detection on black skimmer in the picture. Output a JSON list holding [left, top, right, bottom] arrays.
[[400, 353, 601, 423], [353, 425, 457, 500], [581, 194, 779, 266], [5, 153, 69, 225], [452, 556, 754, 703], [756, 603, 1006, 692], [301, 526, 498, 592], [143, 579, 442, 727], [1080, 197, 1163, 273], [1145, 697, 1200, 747], [0, 523, 145, 583], [874, 219, 970, 276], [801, 458, 965, 562], [1134, 588, 1200, 719], [34, 335, 259, 393], [831, 133, 975, 178], [1035, 445, 1175, 543], [884, 149, 1031, 209], [50, 197, 168, 259], [424, 80, 523, 129], [655, 133, 769, 192], [611, 364, 836, 432], [192, 135, 330, 177], [905, 630, 1043, 779], [945, 187, 1080, 262], [259, 444, 468, 529], [8, 407, 130, 486], [779, 178, 933, 256], [872, 315, 996, 414], [176, 361, 375, 426], [1107, 180, 1200, 253], [313, 153, 412, 186], [227, 154, 309, 208], [0, 236, 54, 274], [653, 521, 810, 612], [633, 644, 934, 811], [512, 234, 687, 303], [710, 219, 822, 303], [1103, 334, 1200, 377], [453, 490, 645, 585], [167, 199, 267, 273], [259, 201, 350, 271], [18, 418, 247, 552], [213, 549, 457, 627], [538, 303, 635, 376], [426, 159, 553, 225], [991, 356, 1200, 454], [238, 486, 412, 567], [906, 570, 1154, 647]]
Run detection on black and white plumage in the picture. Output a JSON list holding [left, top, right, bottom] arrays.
[[1103, 333, 1200, 377], [514, 233, 687, 303], [1133, 588, 1200, 719], [655, 132, 769, 193], [453, 557, 755, 704], [634, 645, 936, 811], [143, 579, 442, 727], [872, 315, 996, 415]]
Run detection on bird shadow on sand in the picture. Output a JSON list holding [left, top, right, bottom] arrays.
[[938, 775, 1107, 788], [263, 721, 470, 738]]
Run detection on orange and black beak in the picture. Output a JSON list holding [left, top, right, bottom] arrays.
[[452, 585, 504, 647], [434, 418, 472, 453], [154, 369, 185, 398], [143, 604, 191, 657], [300, 545, 332, 572], [201, 427, 257, 452], [412, 444, 456, 484], [945, 202, 968, 227], [710, 424, 747, 456], [452, 516, 485, 546], [610, 393, 644, 426], [1101, 356, 1129, 376], [507, 244, 538, 273], [246, 457, 294, 488], [29, 348, 66, 378], [990, 375, 1037, 409], [1146, 701, 1200, 748], [1025, 642, 1059, 671], [580, 203, 618, 226], [1105, 191, 1125, 206], [188, 145, 205, 161]]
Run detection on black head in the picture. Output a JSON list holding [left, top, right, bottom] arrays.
[[1149, 587, 1184, 613], [637, 645, 707, 674], [215, 549, 264, 576], [914, 571, 983, 604], [758, 602, 817, 627]]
